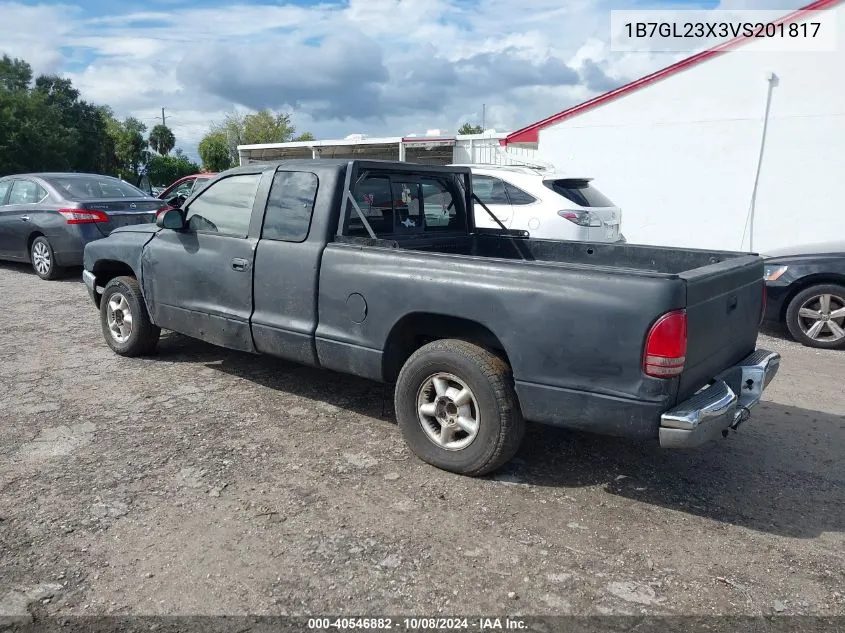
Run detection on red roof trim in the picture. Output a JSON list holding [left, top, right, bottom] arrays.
[[504, 0, 841, 145]]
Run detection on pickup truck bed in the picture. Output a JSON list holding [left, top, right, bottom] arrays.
[[319, 232, 765, 436], [82, 159, 779, 476]]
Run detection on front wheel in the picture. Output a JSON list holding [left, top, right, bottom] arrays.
[[394, 339, 525, 476], [785, 284, 845, 350], [100, 276, 161, 356]]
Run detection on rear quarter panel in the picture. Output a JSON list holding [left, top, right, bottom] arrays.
[[316, 243, 684, 404]]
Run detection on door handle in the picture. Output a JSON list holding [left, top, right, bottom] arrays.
[[231, 258, 249, 272], [20, 216, 30, 222]]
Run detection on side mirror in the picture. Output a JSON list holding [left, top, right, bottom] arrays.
[[156, 208, 186, 230]]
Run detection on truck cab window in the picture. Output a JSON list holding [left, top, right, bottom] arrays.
[[391, 181, 423, 234], [184, 174, 260, 237], [262, 171, 319, 242], [421, 180, 457, 230], [350, 177, 393, 236], [349, 174, 462, 237]]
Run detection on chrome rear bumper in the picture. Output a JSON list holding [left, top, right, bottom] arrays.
[[659, 349, 781, 449]]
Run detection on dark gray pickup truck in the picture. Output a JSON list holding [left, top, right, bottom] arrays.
[[83, 159, 780, 475]]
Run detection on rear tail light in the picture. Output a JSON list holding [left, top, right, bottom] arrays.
[[58, 209, 108, 224], [643, 309, 687, 378], [557, 210, 601, 227]]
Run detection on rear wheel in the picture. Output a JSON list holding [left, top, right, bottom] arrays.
[[394, 339, 525, 476], [785, 284, 845, 350], [100, 276, 161, 356], [30, 236, 63, 280]]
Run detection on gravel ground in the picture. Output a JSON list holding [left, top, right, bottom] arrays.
[[0, 262, 843, 620]]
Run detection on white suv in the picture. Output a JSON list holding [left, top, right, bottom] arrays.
[[453, 164, 624, 243]]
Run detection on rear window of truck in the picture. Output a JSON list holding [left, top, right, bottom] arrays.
[[347, 174, 462, 238], [544, 179, 615, 208]]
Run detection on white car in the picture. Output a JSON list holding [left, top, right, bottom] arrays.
[[452, 164, 624, 243]]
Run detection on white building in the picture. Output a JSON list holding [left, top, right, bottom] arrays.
[[503, 0, 844, 253]]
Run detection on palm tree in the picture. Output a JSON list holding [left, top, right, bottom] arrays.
[[149, 124, 176, 155]]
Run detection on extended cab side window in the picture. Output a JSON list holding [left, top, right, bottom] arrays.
[[184, 174, 260, 237], [262, 171, 319, 242]]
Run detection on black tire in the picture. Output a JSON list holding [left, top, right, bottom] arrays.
[[100, 276, 161, 356], [785, 283, 845, 350], [394, 339, 525, 476], [30, 236, 63, 280]]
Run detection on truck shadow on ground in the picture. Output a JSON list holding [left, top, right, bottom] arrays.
[[155, 332, 843, 540], [509, 413, 844, 539]]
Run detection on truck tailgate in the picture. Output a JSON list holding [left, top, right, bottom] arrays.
[[678, 255, 763, 400]]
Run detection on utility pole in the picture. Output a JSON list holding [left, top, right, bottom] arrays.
[[161, 107, 166, 127], [482, 104, 486, 131]]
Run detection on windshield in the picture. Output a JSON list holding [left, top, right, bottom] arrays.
[[47, 176, 149, 200]]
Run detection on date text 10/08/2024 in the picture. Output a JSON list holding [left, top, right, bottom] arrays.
[[307, 617, 528, 630]]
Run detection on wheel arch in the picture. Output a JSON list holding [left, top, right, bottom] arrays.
[[26, 231, 45, 259], [90, 260, 139, 307], [382, 312, 512, 383], [779, 274, 845, 321]]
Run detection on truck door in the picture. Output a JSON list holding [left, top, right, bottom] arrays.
[[141, 171, 265, 352], [250, 169, 322, 366]]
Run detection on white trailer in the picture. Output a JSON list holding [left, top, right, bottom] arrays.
[[237, 131, 542, 169]]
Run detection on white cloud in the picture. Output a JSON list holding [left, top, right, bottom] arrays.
[[0, 0, 809, 160]]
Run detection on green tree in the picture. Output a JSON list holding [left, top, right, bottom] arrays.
[[106, 116, 149, 180], [0, 55, 121, 177], [458, 122, 484, 135], [241, 110, 296, 144], [0, 54, 33, 92], [209, 109, 313, 162], [0, 87, 71, 174], [146, 153, 200, 186], [198, 130, 233, 172], [33, 75, 113, 174], [148, 124, 176, 155]]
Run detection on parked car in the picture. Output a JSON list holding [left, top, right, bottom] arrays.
[[450, 164, 624, 242], [0, 173, 164, 280], [82, 159, 778, 476], [762, 241, 845, 349], [157, 173, 215, 206]]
